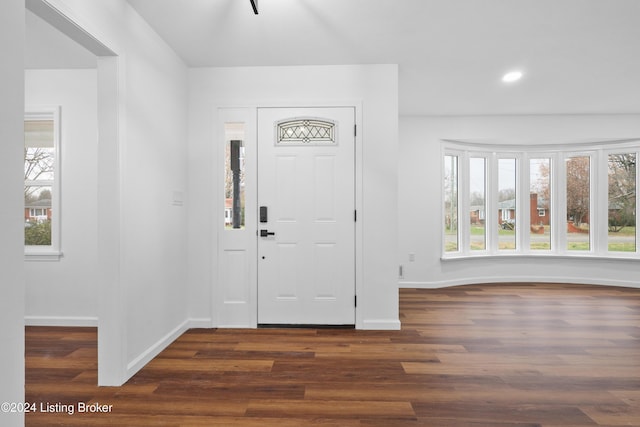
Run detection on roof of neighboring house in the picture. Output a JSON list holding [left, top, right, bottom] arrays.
[[25, 198, 51, 209], [498, 199, 516, 209], [498, 197, 549, 210]]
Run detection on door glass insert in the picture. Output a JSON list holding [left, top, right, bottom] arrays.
[[276, 118, 336, 145]]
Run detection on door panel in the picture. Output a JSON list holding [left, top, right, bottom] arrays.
[[257, 107, 355, 325]]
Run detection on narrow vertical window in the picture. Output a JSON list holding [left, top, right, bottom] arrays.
[[24, 109, 59, 253], [498, 158, 516, 250], [608, 153, 636, 252], [444, 155, 458, 252], [530, 158, 551, 250], [469, 157, 486, 251], [566, 156, 591, 251], [224, 123, 245, 229]]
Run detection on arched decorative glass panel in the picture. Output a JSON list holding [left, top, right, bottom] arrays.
[[276, 118, 336, 146]]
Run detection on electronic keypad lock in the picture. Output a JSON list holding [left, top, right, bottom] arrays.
[[260, 206, 268, 223]]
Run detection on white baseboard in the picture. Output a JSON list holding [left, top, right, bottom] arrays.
[[187, 318, 213, 329], [25, 316, 98, 327], [362, 319, 401, 330], [400, 276, 640, 289], [217, 324, 255, 328], [125, 319, 189, 381]]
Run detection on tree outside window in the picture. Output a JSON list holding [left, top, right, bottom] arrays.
[[24, 117, 55, 246]]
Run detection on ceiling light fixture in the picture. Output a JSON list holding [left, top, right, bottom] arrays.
[[502, 70, 523, 83], [250, 0, 258, 14]]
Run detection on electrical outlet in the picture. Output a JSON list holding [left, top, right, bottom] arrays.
[[408, 253, 415, 262]]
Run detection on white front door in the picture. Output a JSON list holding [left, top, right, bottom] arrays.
[[257, 107, 355, 325]]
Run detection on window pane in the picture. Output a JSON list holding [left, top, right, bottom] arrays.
[[224, 123, 246, 229], [24, 147, 55, 182], [498, 159, 516, 250], [566, 156, 590, 251], [24, 185, 52, 246], [444, 155, 458, 252], [470, 157, 486, 251], [530, 158, 551, 250], [608, 153, 636, 252], [24, 117, 55, 248]]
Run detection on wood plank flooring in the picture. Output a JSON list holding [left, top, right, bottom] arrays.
[[25, 283, 640, 426]]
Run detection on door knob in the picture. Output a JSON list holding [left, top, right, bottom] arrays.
[[260, 229, 275, 237]]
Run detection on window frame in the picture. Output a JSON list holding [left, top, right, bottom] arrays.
[[442, 149, 462, 254], [467, 153, 490, 253], [24, 106, 62, 261], [441, 139, 640, 261], [562, 152, 595, 254], [604, 148, 639, 255]]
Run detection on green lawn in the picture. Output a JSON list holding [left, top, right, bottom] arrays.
[[444, 226, 636, 252]]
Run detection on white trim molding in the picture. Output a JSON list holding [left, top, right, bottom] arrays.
[[24, 316, 98, 327], [400, 276, 640, 290], [125, 319, 189, 382], [362, 319, 401, 330]]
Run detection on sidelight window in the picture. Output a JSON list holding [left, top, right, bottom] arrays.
[[224, 123, 246, 229]]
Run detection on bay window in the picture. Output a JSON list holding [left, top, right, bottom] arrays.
[[442, 140, 639, 259]]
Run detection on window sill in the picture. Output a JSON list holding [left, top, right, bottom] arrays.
[[24, 251, 63, 262], [442, 252, 639, 262]]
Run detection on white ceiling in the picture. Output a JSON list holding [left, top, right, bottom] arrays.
[[26, 0, 640, 116]]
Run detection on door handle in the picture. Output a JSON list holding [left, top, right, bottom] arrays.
[[260, 229, 275, 237]]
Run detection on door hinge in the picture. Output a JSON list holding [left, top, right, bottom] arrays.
[[354, 210, 357, 222], [354, 295, 357, 307], [354, 124, 357, 137]]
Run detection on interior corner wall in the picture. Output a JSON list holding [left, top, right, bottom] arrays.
[[24, 69, 99, 326], [119, 4, 189, 378], [0, 1, 25, 425], [399, 114, 640, 289], [187, 64, 400, 329], [48, 0, 190, 384]]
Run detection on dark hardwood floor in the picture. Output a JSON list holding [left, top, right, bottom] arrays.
[[25, 283, 640, 426]]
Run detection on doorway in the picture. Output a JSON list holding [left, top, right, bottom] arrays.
[[256, 107, 356, 325]]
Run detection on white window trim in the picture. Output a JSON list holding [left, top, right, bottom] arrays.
[[442, 139, 639, 261], [24, 106, 63, 261], [442, 148, 462, 255]]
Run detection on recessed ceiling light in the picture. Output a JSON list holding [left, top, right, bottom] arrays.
[[502, 71, 523, 83]]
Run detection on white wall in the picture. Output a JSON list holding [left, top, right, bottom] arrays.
[[0, 1, 25, 425], [188, 65, 400, 329], [24, 69, 99, 326], [40, 0, 189, 384], [399, 114, 640, 288], [119, 4, 189, 378]]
